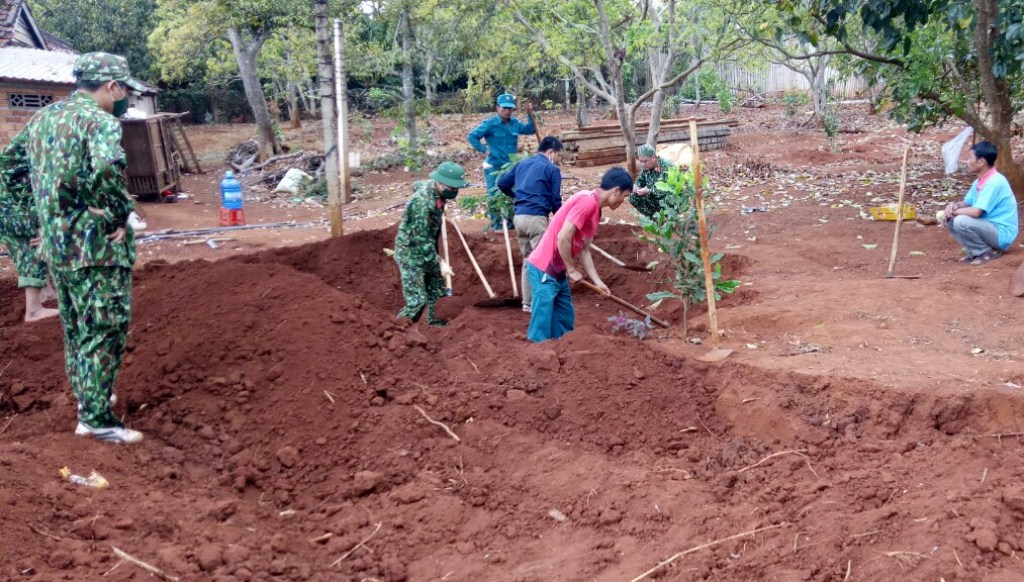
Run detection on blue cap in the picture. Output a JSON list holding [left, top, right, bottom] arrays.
[[496, 93, 516, 109]]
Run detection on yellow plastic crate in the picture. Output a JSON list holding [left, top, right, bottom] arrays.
[[869, 203, 917, 221]]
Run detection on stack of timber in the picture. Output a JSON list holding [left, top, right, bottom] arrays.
[[560, 117, 738, 167]]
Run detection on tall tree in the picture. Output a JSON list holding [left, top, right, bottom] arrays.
[[150, 0, 308, 161], [779, 0, 1024, 195], [30, 0, 158, 76]]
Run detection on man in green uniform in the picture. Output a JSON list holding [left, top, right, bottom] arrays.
[[630, 144, 677, 219], [395, 162, 469, 326], [13, 52, 146, 444], [0, 131, 59, 322]]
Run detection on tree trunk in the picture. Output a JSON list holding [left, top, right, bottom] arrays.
[[576, 80, 589, 127], [424, 56, 433, 107], [645, 88, 666, 146], [399, 3, 416, 147], [228, 26, 280, 162], [314, 0, 341, 236], [809, 59, 828, 122], [287, 82, 301, 129]]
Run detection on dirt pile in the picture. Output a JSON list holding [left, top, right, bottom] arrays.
[[3, 226, 1024, 581]]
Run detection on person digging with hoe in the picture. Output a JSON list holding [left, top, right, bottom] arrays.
[[7, 52, 147, 443], [525, 167, 634, 342], [942, 141, 1018, 266], [395, 162, 469, 326]]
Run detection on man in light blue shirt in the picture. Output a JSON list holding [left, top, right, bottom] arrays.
[[943, 141, 1018, 266], [468, 93, 536, 230]]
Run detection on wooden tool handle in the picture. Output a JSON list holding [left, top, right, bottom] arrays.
[[688, 118, 722, 349], [502, 222, 519, 298], [590, 244, 627, 267], [447, 216, 496, 298], [441, 210, 453, 292], [579, 280, 670, 328]]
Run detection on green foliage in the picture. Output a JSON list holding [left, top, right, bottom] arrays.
[[678, 68, 726, 100], [782, 89, 809, 116], [456, 155, 523, 224], [716, 88, 734, 113], [639, 166, 739, 332], [30, 0, 158, 77]]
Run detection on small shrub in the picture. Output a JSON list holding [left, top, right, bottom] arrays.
[[717, 89, 734, 114], [607, 311, 654, 339], [782, 89, 808, 117]]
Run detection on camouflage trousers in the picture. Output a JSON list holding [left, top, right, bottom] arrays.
[[628, 191, 666, 220], [0, 208, 47, 288], [396, 258, 446, 323], [52, 267, 133, 428]]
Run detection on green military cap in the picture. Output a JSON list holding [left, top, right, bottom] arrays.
[[637, 144, 657, 157], [73, 52, 147, 92], [430, 161, 470, 188]]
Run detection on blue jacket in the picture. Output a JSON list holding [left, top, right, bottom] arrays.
[[467, 114, 536, 167], [497, 154, 562, 217]]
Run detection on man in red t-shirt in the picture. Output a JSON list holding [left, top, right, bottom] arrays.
[[526, 167, 633, 342]]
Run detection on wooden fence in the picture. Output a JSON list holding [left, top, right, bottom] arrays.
[[717, 62, 869, 99]]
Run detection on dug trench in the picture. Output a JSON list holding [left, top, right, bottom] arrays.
[[2, 225, 1024, 581]]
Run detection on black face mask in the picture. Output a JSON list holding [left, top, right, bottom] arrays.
[[440, 188, 458, 200]]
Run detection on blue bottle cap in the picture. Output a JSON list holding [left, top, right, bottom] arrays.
[[225, 170, 234, 179]]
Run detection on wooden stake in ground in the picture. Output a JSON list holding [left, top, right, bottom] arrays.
[[334, 18, 351, 203], [447, 216, 496, 299], [886, 145, 913, 278], [501, 222, 519, 298], [688, 118, 732, 362]]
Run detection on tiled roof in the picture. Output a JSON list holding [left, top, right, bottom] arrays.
[[0, 46, 76, 84], [40, 29, 75, 53], [0, 0, 24, 46]]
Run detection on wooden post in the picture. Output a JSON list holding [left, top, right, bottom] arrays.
[[688, 117, 721, 349], [441, 210, 453, 294], [887, 145, 911, 277], [314, 0, 341, 236], [334, 18, 350, 203]]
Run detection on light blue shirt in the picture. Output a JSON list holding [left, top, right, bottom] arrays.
[[965, 171, 1019, 249], [467, 114, 536, 167]]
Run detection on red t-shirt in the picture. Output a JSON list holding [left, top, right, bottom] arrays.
[[528, 190, 601, 277]]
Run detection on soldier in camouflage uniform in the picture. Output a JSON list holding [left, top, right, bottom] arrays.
[[395, 162, 469, 326], [11, 52, 147, 444], [0, 131, 59, 322], [630, 144, 677, 219]]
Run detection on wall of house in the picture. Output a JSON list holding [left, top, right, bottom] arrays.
[[0, 81, 74, 144]]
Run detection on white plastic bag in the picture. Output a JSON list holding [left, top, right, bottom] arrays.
[[941, 126, 973, 174], [274, 168, 313, 194]]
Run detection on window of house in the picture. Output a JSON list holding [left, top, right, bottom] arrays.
[[9, 93, 54, 109]]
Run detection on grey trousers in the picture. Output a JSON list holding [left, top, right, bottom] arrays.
[[949, 215, 1001, 258], [514, 214, 550, 305]]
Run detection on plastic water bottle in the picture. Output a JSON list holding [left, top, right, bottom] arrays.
[[220, 171, 243, 210]]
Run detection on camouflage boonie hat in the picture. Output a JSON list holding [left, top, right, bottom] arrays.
[[73, 52, 147, 92]]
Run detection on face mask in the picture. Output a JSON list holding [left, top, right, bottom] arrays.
[[440, 188, 458, 200], [110, 83, 129, 117]]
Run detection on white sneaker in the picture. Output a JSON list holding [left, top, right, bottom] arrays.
[[75, 422, 144, 444], [522, 303, 532, 313]]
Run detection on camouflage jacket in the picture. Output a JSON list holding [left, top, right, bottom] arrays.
[[394, 180, 446, 265], [630, 156, 676, 219], [17, 91, 135, 270], [0, 131, 38, 237]]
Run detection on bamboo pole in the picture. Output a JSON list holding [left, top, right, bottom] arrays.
[[886, 145, 911, 277], [333, 18, 350, 203], [688, 117, 722, 349]]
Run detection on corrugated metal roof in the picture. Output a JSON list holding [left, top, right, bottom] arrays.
[[0, 46, 75, 84]]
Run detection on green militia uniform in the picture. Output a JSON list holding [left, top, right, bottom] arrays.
[[0, 131, 48, 288], [16, 91, 136, 428], [395, 180, 447, 325], [630, 156, 676, 219]]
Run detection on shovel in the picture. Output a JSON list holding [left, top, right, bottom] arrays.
[[441, 210, 453, 295], [885, 145, 922, 280], [447, 216, 520, 308], [591, 244, 653, 272], [688, 118, 733, 363], [578, 280, 670, 328], [474, 220, 524, 308]]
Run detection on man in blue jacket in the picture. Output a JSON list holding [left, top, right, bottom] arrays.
[[942, 141, 1018, 266], [498, 136, 563, 312], [468, 93, 536, 230]]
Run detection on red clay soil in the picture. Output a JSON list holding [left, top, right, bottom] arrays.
[[7, 103, 1024, 581], [4, 222, 1024, 582]]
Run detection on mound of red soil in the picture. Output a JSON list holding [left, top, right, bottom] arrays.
[[3, 226, 1024, 581]]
